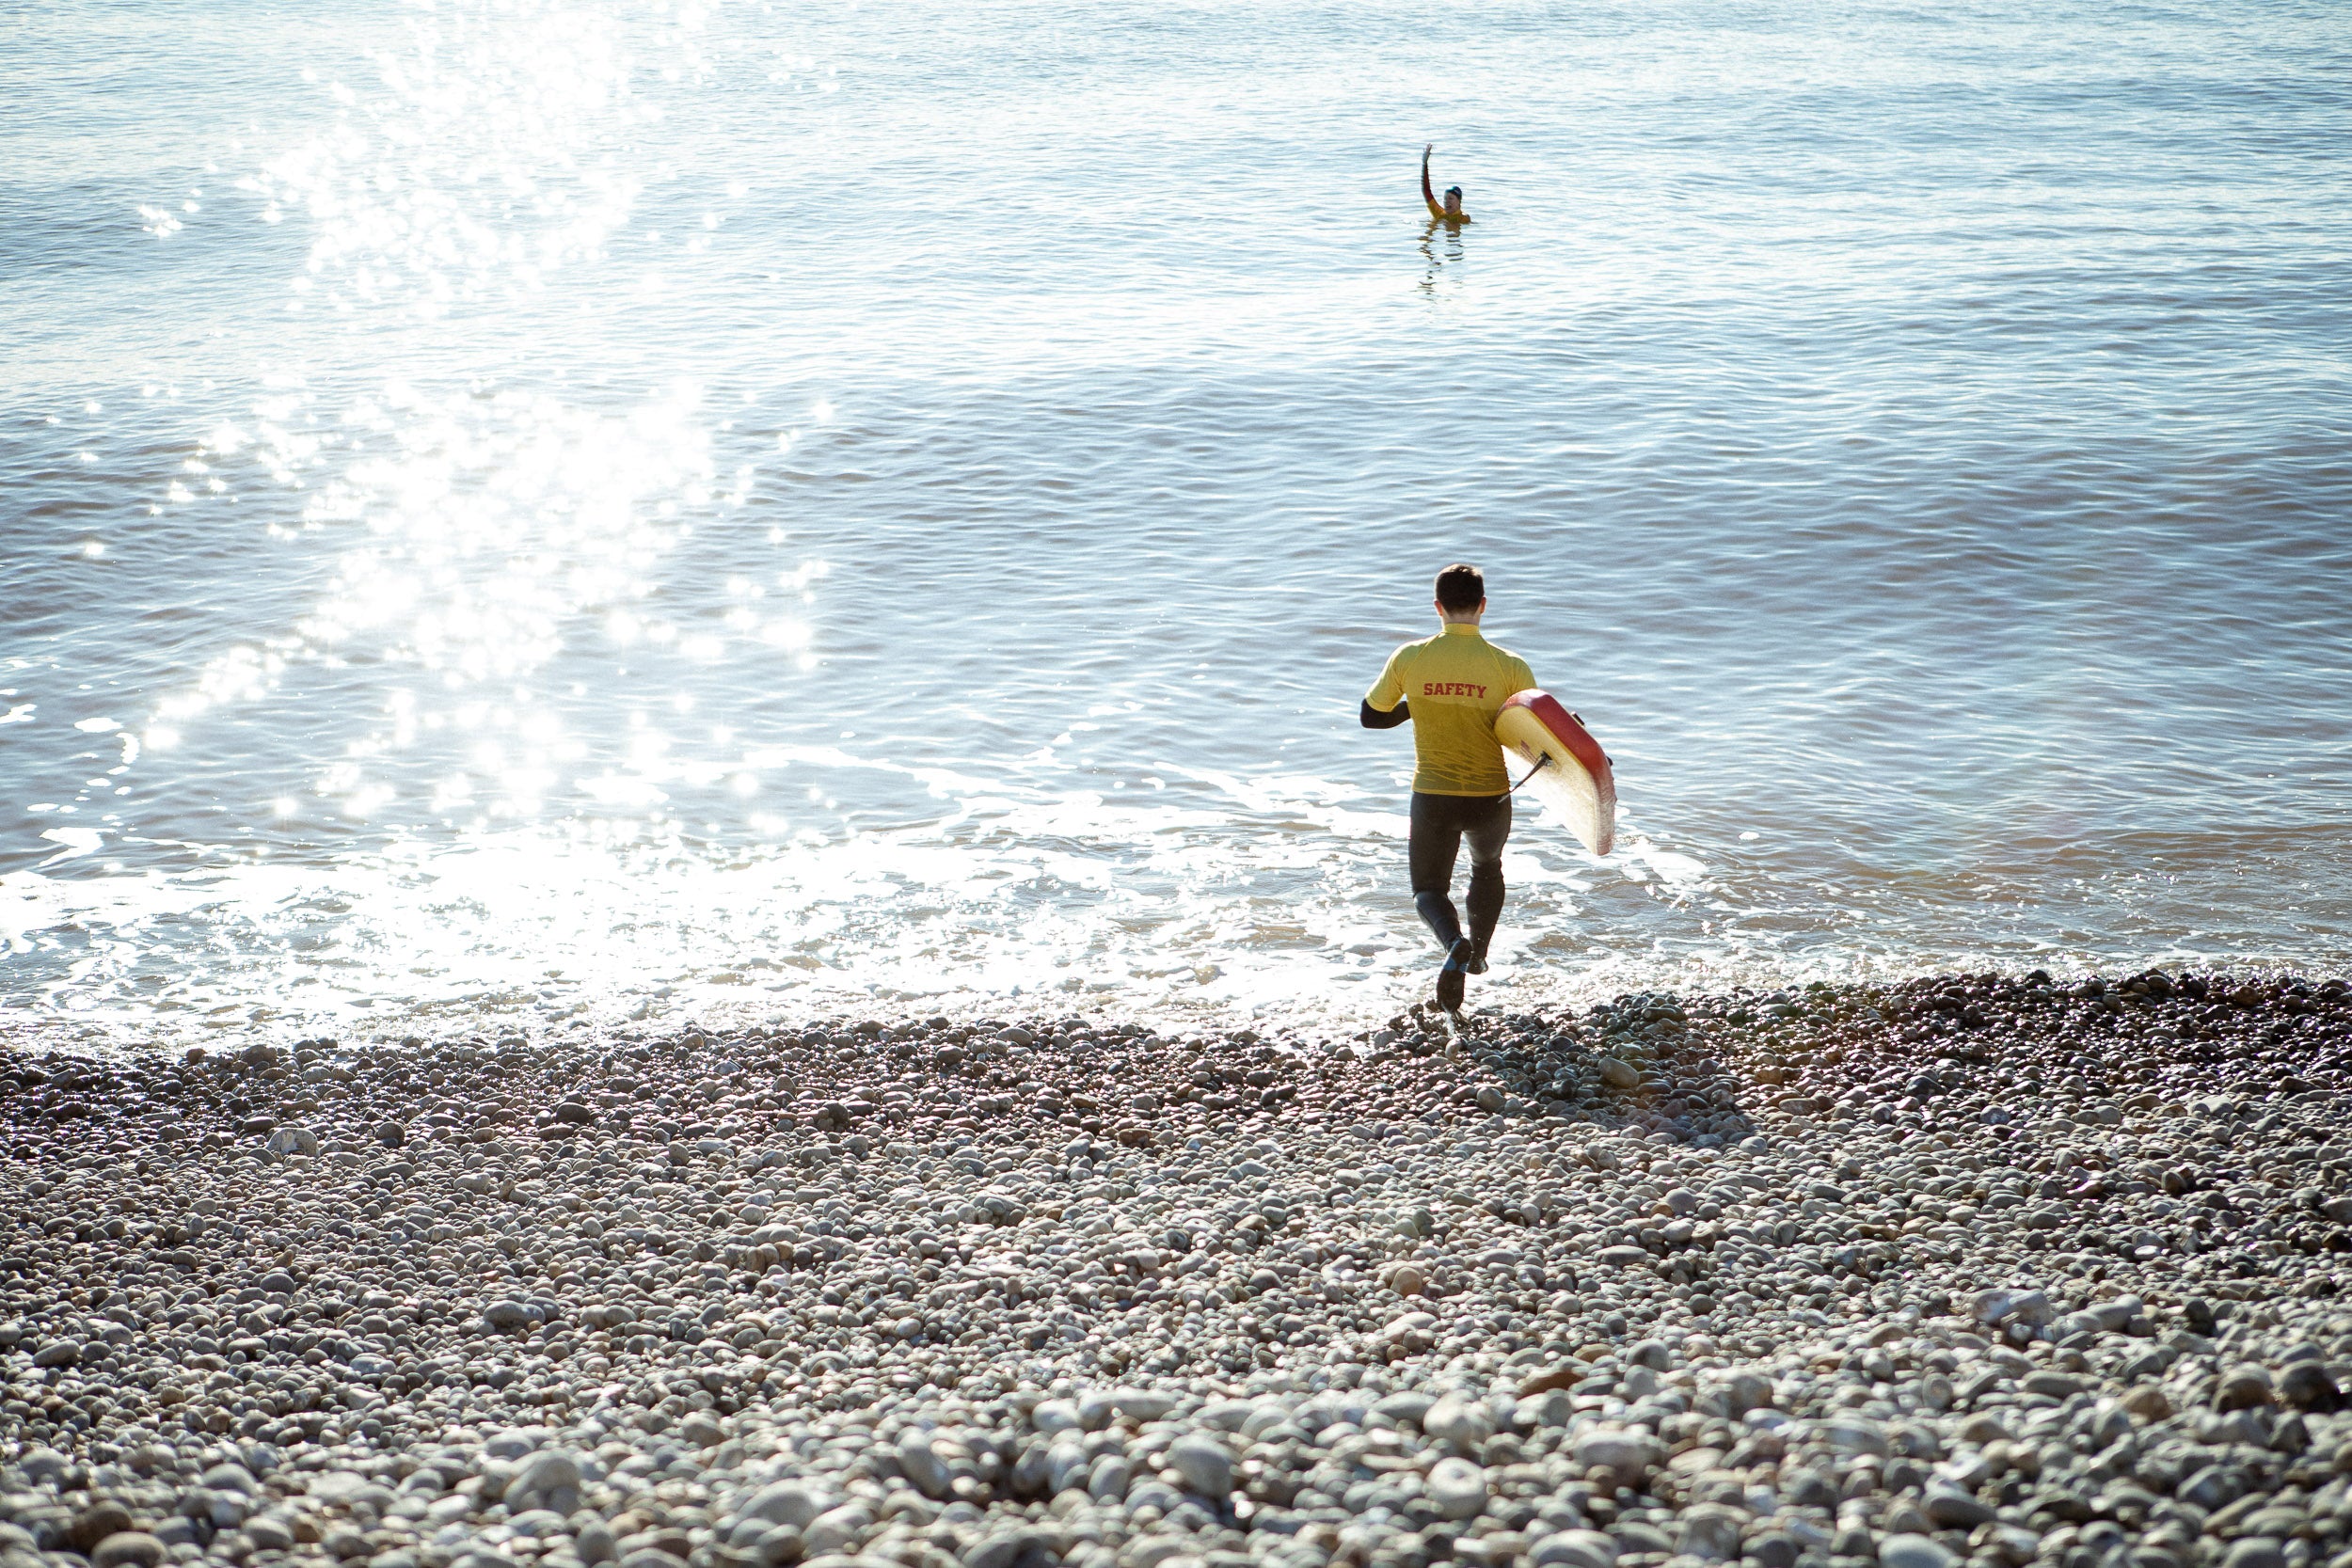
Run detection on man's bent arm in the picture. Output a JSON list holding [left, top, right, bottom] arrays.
[[1361, 699, 1410, 730]]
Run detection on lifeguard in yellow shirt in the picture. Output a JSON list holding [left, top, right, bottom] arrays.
[[1361, 562, 1534, 1013]]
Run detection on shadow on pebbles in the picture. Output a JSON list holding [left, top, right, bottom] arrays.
[[6, 971, 2352, 1568]]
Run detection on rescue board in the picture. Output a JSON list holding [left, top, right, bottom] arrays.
[[1493, 690, 1615, 856]]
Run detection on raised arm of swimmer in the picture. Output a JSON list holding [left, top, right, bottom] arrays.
[[1422, 143, 1469, 224]]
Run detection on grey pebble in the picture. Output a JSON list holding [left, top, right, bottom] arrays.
[[1163, 1434, 1232, 1497], [1426, 1454, 1489, 1519], [1877, 1534, 1959, 1568], [1531, 1532, 1618, 1568], [88, 1533, 165, 1568]]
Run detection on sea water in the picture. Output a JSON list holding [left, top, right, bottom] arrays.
[[4, 0, 2349, 1048]]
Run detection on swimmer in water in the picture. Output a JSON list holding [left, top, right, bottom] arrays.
[[1422, 143, 1470, 225]]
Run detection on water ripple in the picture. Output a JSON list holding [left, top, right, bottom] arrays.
[[3, 0, 2349, 1047]]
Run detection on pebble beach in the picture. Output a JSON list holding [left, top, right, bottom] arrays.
[[8, 970, 2352, 1568]]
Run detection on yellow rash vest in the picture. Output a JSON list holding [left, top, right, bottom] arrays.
[[1364, 623, 1536, 796]]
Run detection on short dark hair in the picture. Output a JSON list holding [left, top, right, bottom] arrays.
[[1435, 563, 1485, 611]]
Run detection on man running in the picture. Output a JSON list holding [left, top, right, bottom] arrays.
[[1360, 563, 1534, 1012]]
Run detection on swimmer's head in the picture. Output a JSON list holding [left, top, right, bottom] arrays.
[[1444, 184, 1465, 217]]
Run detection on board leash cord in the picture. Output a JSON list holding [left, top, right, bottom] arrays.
[[1506, 753, 1553, 797]]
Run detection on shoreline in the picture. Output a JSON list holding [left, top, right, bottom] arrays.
[[4, 967, 2350, 1568]]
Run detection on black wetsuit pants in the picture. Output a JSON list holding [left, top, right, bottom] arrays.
[[1409, 791, 1510, 957]]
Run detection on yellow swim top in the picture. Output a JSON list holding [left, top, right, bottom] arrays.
[[1364, 623, 1536, 796]]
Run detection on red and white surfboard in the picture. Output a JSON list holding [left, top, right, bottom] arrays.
[[1494, 690, 1616, 856]]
